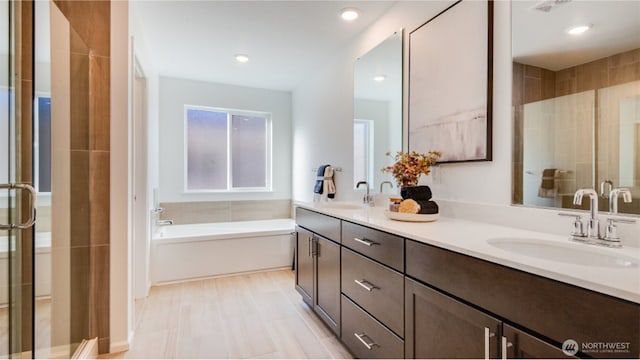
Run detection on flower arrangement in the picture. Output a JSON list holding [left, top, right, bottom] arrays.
[[381, 150, 442, 188]]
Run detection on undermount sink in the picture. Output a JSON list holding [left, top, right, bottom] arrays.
[[487, 238, 639, 268], [317, 202, 362, 210]]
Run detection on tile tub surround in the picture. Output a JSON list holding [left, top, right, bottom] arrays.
[[159, 199, 292, 225], [294, 202, 640, 304]]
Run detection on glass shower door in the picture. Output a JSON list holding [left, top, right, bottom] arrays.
[[1, 0, 37, 357]]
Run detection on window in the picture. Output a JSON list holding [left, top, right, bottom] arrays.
[[353, 119, 374, 188], [185, 105, 271, 192]]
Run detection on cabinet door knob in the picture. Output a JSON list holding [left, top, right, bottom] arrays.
[[354, 279, 378, 292], [354, 332, 378, 350]]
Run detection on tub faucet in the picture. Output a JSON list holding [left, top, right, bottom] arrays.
[[157, 219, 174, 226], [573, 189, 600, 240], [356, 181, 373, 205], [379, 181, 393, 193]]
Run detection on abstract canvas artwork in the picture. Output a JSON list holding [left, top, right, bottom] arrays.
[[408, 0, 493, 163]]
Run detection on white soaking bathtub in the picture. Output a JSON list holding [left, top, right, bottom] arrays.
[[151, 219, 295, 284]]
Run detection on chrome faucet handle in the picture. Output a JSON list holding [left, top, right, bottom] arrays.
[[558, 213, 586, 237], [603, 217, 636, 245]]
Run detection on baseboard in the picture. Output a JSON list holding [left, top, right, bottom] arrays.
[[152, 266, 292, 286], [109, 337, 130, 354]]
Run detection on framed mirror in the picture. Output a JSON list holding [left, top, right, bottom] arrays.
[[512, 0, 640, 215], [353, 30, 403, 193]]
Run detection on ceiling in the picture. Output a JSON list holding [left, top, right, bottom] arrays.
[[512, 0, 640, 71], [132, 1, 397, 92]]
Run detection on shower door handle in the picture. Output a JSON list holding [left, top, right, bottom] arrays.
[[0, 183, 37, 230]]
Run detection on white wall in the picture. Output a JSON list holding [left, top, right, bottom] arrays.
[[293, 1, 457, 203], [129, 3, 159, 302], [111, 0, 132, 353], [293, 1, 511, 204], [159, 77, 292, 203]]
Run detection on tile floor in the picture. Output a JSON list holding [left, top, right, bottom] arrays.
[[103, 269, 352, 359]]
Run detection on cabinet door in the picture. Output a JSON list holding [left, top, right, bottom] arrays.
[[295, 226, 314, 307], [315, 236, 341, 336], [503, 324, 577, 359], [405, 278, 501, 359]]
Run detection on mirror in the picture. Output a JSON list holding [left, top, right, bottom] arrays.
[[512, 0, 640, 215], [353, 30, 403, 193]]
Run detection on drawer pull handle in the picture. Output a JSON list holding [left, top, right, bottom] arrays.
[[484, 327, 496, 360], [353, 237, 377, 246], [354, 332, 378, 350], [501, 336, 513, 360], [354, 279, 378, 292]]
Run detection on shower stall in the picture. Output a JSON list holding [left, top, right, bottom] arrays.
[[1, 0, 101, 357]]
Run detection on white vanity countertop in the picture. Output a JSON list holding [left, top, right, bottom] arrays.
[[295, 202, 640, 304]]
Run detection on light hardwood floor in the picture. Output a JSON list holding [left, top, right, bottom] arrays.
[[103, 269, 352, 359]]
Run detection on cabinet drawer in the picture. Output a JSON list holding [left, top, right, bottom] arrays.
[[406, 239, 640, 357], [341, 295, 404, 359], [342, 248, 404, 337], [341, 221, 403, 271], [296, 207, 341, 241]]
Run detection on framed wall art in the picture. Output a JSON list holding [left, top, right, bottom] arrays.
[[408, 0, 493, 163]]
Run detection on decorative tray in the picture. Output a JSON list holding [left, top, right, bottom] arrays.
[[383, 210, 438, 222]]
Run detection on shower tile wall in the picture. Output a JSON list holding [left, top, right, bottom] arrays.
[[513, 48, 640, 209], [53, 0, 111, 354]]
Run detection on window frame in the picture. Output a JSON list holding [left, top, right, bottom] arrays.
[[183, 104, 273, 193]]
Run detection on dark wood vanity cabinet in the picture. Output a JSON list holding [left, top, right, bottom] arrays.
[[295, 207, 640, 359], [295, 208, 341, 336], [405, 239, 640, 359], [340, 221, 405, 358], [405, 277, 575, 359]]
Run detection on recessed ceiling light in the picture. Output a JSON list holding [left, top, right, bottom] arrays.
[[567, 25, 590, 35], [374, 75, 386, 82], [235, 54, 249, 63], [341, 8, 360, 21]]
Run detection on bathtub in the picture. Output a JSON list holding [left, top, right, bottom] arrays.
[[151, 219, 295, 284], [0, 232, 52, 305]]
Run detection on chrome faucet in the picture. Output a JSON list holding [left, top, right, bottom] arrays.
[[156, 219, 174, 225], [609, 188, 632, 214], [573, 189, 600, 240], [599, 180, 613, 199], [356, 181, 373, 205], [602, 188, 635, 244], [566, 188, 635, 248], [379, 181, 393, 193]]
